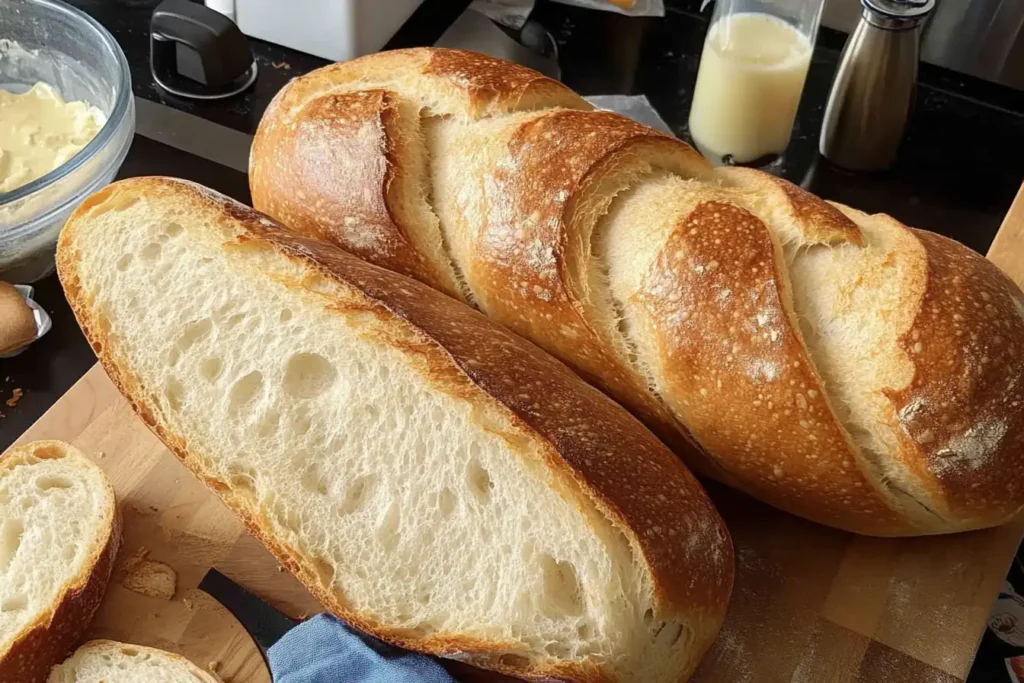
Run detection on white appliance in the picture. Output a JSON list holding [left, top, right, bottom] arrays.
[[207, 0, 426, 62]]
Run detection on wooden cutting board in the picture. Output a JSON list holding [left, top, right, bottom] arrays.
[[10, 182, 1024, 683]]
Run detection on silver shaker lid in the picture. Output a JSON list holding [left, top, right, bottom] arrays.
[[861, 0, 935, 24]]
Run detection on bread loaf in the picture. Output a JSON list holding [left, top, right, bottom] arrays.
[[251, 47, 1024, 536], [48, 640, 219, 683], [0, 441, 120, 683], [57, 177, 733, 683]]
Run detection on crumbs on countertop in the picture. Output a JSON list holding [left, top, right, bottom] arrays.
[[5, 387, 23, 408]]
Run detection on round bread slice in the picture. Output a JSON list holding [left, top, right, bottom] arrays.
[[0, 441, 120, 683], [48, 640, 218, 683]]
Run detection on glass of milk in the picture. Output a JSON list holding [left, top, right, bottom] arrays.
[[688, 0, 824, 167]]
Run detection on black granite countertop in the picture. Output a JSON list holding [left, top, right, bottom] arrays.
[[4, 0, 1024, 443], [66, 0, 1024, 256]]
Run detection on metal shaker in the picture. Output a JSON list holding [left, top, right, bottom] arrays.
[[819, 0, 935, 171]]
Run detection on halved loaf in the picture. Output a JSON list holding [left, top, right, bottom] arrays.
[[0, 441, 120, 683], [56, 177, 733, 683], [48, 640, 218, 683]]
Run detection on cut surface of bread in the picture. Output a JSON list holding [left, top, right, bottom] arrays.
[[57, 178, 733, 683], [0, 441, 120, 683], [48, 640, 218, 683]]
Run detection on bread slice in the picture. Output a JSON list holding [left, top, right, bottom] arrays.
[[57, 177, 733, 683], [0, 441, 120, 683], [48, 640, 218, 683]]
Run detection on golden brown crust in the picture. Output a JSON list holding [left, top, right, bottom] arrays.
[[464, 108, 718, 473], [250, 89, 460, 298], [717, 167, 864, 246], [57, 177, 733, 683], [890, 227, 1024, 527], [59, 641, 220, 681], [0, 282, 36, 355], [253, 48, 588, 130], [634, 200, 912, 534], [0, 443, 121, 683]]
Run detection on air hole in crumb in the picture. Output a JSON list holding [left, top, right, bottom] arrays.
[[167, 347, 181, 367], [226, 464, 258, 494], [116, 253, 133, 271], [540, 554, 583, 618], [199, 357, 223, 382], [545, 642, 570, 658], [229, 371, 263, 410], [643, 608, 654, 625], [177, 318, 213, 351], [292, 415, 312, 436], [279, 309, 293, 323], [164, 377, 185, 412], [0, 595, 27, 612], [466, 457, 493, 503], [312, 557, 336, 587], [301, 463, 329, 496], [257, 409, 280, 438], [273, 503, 301, 534], [140, 242, 162, 260], [284, 353, 337, 399], [0, 518, 25, 571], [577, 623, 593, 640], [163, 222, 184, 237], [437, 487, 456, 517], [62, 545, 75, 560], [36, 476, 72, 492], [363, 404, 380, 421], [377, 502, 400, 551], [339, 475, 374, 515], [120, 647, 139, 657], [224, 312, 247, 328]]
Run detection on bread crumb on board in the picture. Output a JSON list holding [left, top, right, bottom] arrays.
[[5, 387, 22, 408], [119, 546, 178, 600]]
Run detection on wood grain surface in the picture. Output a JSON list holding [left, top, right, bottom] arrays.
[[8, 184, 1024, 682]]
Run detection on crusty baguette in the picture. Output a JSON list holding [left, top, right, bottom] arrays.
[[251, 47, 1024, 536], [0, 441, 121, 683], [48, 640, 219, 683], [57, 177, 733, 683]]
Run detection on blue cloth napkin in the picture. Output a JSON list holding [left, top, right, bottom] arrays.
[[267, 613, 457, 683]]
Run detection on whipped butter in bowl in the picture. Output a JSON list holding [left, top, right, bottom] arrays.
[[0, 82, 107, 194], [0, 0, 134, 282]]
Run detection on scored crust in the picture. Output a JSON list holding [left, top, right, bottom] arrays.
[[57, 177, 733, 683], [440, 107, 718, 473], [0, 441, 121, 683], [878, 223, 1024, 528], [251, 89, 463, 299]]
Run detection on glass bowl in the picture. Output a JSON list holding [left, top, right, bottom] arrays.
[[0, 0, 134, 282]]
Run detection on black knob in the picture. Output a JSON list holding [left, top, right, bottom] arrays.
[[151, 0, 257, 100]]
